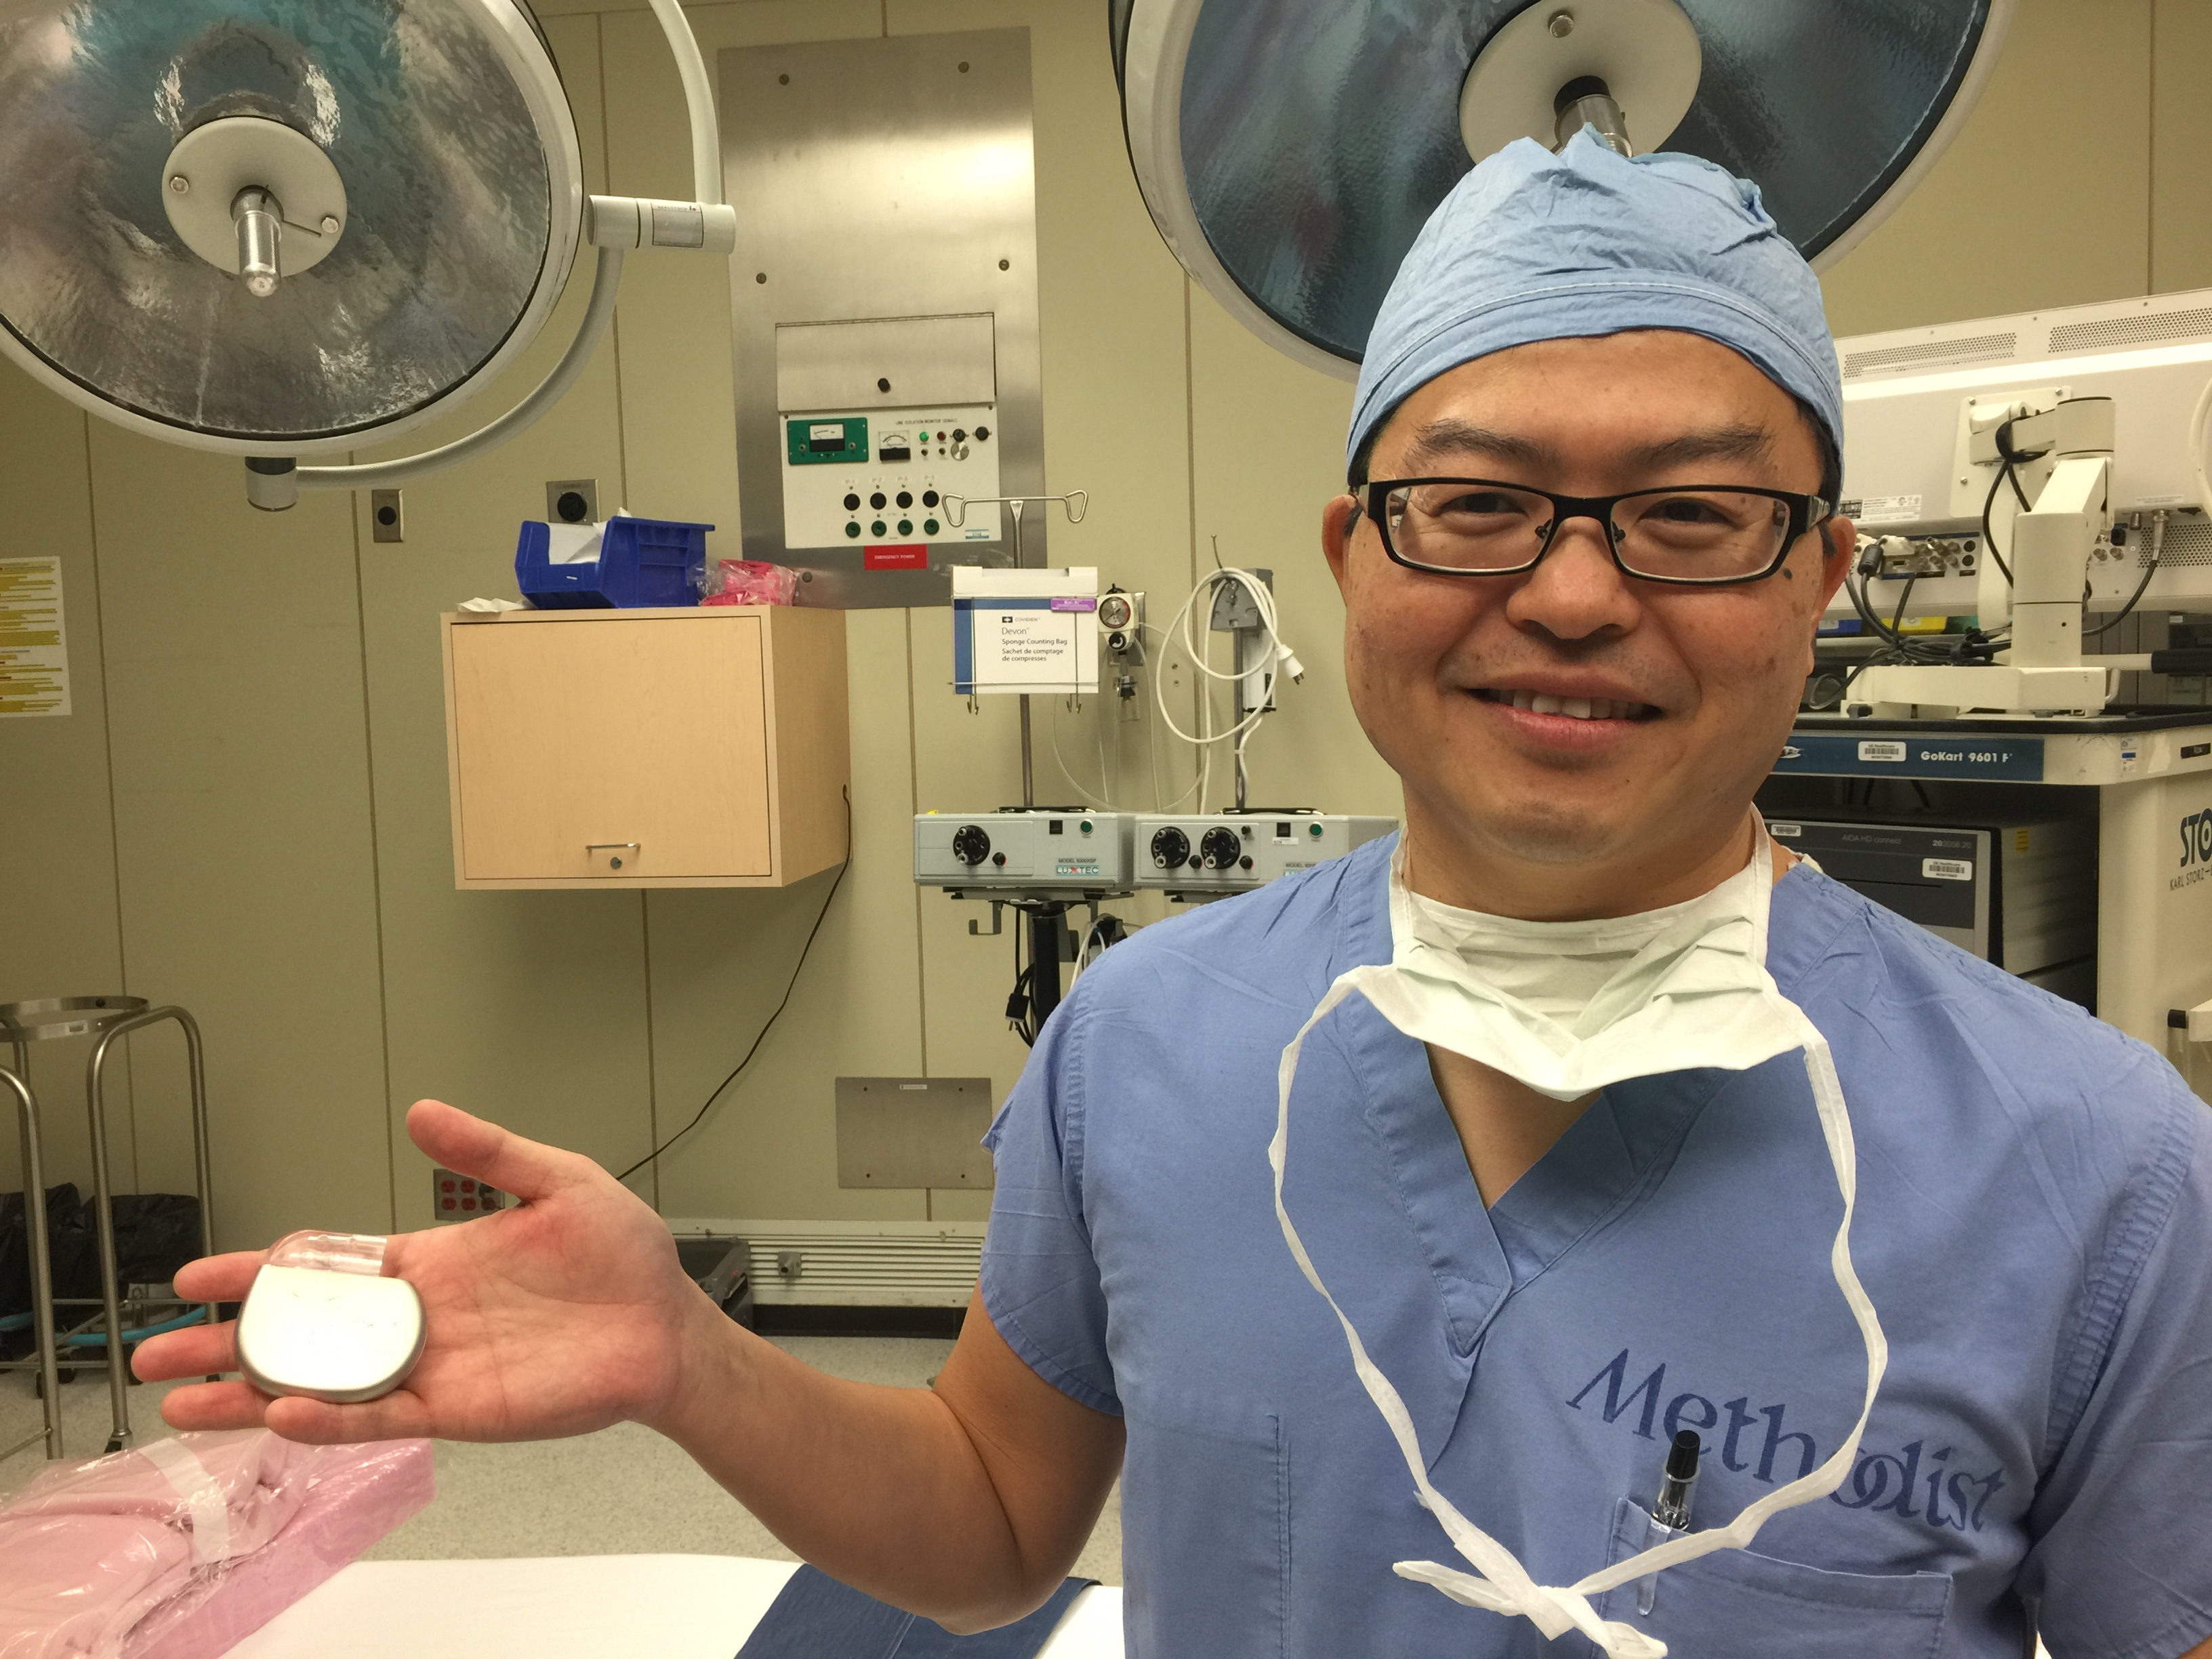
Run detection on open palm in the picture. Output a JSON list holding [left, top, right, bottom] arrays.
[[136, 1100, 708, 1446]]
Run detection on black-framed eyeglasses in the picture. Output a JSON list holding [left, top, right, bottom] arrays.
[[1357, 477, 1834, 586]]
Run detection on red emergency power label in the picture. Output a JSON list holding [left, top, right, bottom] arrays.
[[865, 544, 928, 571]]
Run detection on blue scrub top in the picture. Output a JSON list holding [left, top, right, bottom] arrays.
[[979, 836, 2212, 1659]]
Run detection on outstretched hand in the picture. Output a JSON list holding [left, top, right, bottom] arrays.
[[134, 1100, 711, 1446]]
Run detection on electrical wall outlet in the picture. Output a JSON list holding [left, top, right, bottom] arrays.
[[546, 478, 598, 524], [431, 1167, 510, 1221]]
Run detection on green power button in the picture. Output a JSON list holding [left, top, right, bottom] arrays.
[[1309, 823, 1324, 837]]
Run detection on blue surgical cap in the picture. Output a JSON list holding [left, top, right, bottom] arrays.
[[1347, 129, 1842, 479]]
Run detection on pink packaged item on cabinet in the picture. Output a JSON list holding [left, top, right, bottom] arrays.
[[0, 1431, 433, 1659], [699, 558, 799, 606]]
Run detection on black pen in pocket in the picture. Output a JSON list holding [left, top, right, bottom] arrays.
[[1637, 1429, 1701, 1616]]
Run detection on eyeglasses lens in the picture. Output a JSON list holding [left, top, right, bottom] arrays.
[[1384, 485, 1790, 581]]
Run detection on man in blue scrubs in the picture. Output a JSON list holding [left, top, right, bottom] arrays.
[[143, 136, 2212, 1658]]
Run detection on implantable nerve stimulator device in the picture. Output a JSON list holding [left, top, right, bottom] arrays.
[[235, 1231, 426, 1405]]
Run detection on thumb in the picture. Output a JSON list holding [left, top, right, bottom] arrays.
[[405, 1099, 592, 1205]]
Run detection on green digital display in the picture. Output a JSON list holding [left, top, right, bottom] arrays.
[[787, 416, 867, 465]]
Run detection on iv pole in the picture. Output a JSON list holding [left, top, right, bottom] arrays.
[[941, 491, 1089, 1029], [941, 491, 1088, 806]]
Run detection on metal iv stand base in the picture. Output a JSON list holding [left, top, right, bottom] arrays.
[[1, 1065, 60, 1463], [0, 998, 217, 1459]]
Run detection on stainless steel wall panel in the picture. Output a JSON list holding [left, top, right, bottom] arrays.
[[723, 28, 1042, 607], [775, 314, 999, 413]]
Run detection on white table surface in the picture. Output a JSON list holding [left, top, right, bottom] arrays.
[[226, 1555, 1124, 1658]]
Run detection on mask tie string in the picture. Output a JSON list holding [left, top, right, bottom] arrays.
[[1271, 968, 1887, 1659]]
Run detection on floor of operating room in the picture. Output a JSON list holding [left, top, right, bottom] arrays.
[[0, 1334, 1123, 1582]]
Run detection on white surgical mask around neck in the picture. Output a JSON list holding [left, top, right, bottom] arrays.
[[1269, 819, 1883, 1659], [1393, 830, 1776, 1058]]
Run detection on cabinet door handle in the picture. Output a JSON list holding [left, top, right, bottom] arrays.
[[586, 842, 641, 872]]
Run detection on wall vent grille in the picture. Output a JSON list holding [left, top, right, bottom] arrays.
[[2047, 307, 2212, 354], [666, 1217, 985, 1306], [1841, 332, 2016, 380]]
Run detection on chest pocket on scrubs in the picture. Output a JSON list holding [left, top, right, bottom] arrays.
[[1121, 1409, 1288, 1659], [1589, 1499, 1952, 1659]]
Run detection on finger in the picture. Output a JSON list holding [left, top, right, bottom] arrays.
[[264, 1389, 434, 1446], [173, 1250, 266, 1303], [159, 1379, 273, 1433], [406, 1099, 593, 1205], [134, 1321, 238, 1382]]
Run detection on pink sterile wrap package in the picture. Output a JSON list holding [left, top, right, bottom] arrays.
[[0, 1431, 433, 1659], [699, 558, 799, 606]]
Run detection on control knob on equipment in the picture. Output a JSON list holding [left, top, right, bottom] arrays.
[[951, 824, 991, 865], [1200, 827, 1242, 870], [1149, 825, 1189, 869]]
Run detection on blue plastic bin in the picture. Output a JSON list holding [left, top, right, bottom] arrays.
[[514, 515, 714, 609]]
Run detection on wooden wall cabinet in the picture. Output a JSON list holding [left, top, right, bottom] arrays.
[[441, 606, 848, 888]]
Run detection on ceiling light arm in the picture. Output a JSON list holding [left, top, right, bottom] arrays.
[[647, 0, 724, 207]]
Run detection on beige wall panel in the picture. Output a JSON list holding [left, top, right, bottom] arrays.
[[0, 367, 129, 1194], [351, 16, 661, 1223], [1820, 0, 2152, 337], [2151, 0, 2212, 293], [84, 425, 389, 1250], [651, 607, 926, 1221]]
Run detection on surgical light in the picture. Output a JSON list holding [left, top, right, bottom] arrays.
[[0, 0, 735, 508], [1111, 0, 2014, 376]]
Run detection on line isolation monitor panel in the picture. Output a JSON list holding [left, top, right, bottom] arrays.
[[723, 30, 1044, 609]]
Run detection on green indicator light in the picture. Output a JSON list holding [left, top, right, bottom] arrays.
[[871, 520, 886, 537], [844, 522, 861, 538], [1309, 823, 1323, 837], [1080, 819, 1094, 834], [924, 518, 941, 535], [897, 519, 914, 536]]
